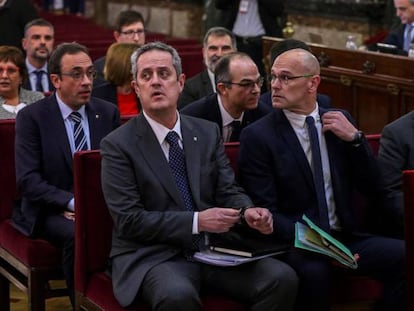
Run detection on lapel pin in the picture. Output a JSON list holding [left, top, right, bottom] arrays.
[[193, 137, 197, 142], [95, 114, 100, 119]]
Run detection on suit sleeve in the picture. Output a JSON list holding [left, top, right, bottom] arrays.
[[377, 124, 406, 217], [15, 108, 73, 208]]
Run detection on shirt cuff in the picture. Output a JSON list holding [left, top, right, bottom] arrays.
[[192, 212, 199, 234], [67, 198, 75, 212]]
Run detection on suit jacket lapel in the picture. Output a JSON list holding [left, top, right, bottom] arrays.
[[47, 95, 73, 169], [86, 100, 105, 149], [276, 110, 315, 190], [181, 118, 201, 208], [134, 115, 186, 208]]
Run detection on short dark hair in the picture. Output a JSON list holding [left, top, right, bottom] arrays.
[[0, 45, 28, 84], [24, 18, 54, 37], [115, 10, 145, 32], [270, 39, 310, 65], [48, 42, 90, 75]]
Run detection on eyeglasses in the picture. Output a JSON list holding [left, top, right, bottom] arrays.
[[120, 29, 145, 37], [269, 74, 314, 85], [0, 66, 19, 76], [222, 77, 264, 89], [60, 69, 97, 81]]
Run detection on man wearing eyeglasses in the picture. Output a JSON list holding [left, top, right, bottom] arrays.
[[180, 52, 271, 142], [94, 10, 146, 83], [13, 42, 120, 307], [238, 48, 406, 311]]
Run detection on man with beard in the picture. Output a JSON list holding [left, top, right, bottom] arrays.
[[181, 52, 271, 142], [13, 42, 120, 307], [22, 18, 55, 93], [178, 27, 236, 109]]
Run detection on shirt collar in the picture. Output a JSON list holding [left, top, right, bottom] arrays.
[[143, 110, 182, 145], [217, 94, 244, 127], [55, 93, 87, 120], [283, 103, 320, 129], [25, 58, 48, 74]]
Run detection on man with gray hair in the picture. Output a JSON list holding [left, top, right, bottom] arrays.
[[383, 0, 414, 54], [178, 27, 237, 109], [100, 41, 298, 310]]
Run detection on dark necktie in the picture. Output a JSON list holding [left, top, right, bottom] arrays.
[[229, 120, 242, 142], [305, 116, 330, 230], [34, 70, 44, 92], [165, 131, 201, 251], [71, 112, 87, 152]]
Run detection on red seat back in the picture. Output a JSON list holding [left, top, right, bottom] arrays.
[[366, 134, 380, 156], [224, 142, 240, 178], [0, 119, 16, 220], [74, 150, 112, 294]]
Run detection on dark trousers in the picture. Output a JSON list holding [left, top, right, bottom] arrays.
[[42, 214, 75, 306], [282, 233, 405, 311]]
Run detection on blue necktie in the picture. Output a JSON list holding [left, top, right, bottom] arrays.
[[305, 116, 330, 230], [165, 131, 201, 251], [34, 70, 44, 92], [71, 112, 87, 152]]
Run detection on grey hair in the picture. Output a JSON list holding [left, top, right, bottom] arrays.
[[130, 41, 182, 81]]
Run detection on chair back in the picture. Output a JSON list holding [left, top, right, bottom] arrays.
[[74, 150, 113, 294], [224, 142, 240, 178], [0, 119, 17, 220], [366, 134, 380, 156]]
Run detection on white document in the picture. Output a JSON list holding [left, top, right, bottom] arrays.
[[193, 250, 283, 267]]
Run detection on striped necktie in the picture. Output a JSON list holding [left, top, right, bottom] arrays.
[[71, 112, 87, 151]]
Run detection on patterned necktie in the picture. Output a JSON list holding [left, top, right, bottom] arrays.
[[166, 131, 194, 211], [405, 24, 414, 52], [229, 120, 242, 142], [71, 112, 87, 152], [34, 70, 44, 92], [305, 116, 329, 230], [165, 131, 201, 252]]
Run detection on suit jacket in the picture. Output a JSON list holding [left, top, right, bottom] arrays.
[[178, 70, 213, 109], [92, 81, 141, 113], [180, 93, 272, 140], [260, 92, 333, 109], [0, 88, 44, 119], [215, 0, 284, 37], [93, 56, 108, 87], [382, 23, 407, 55], [100, 113, 252, 307], [238, 108, 379, 242], [377, 111, 414, 231], [13, 94, 120, 237]]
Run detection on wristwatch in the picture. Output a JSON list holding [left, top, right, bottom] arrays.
[[350, 130, 364, 146], [239, 206, 252, 223]]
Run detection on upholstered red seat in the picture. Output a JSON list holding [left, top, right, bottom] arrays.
[[0, 119, 67, 311], [73, 150, 245, 311]]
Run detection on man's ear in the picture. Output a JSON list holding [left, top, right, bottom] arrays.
[[308, 75, 321, 92], [178, 73, 185, 91], [216, 82, 227, 95], [113, 31, 120, 42]]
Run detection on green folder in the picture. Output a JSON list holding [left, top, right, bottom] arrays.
[[295, 215, 358, 269]]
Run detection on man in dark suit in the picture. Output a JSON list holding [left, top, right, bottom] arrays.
[[178, 26, 237, 109], [238, 48, 405, 311], [377, 111, 414, 238], [13, 42, 120, 306], [22, 18, 55, 93], [382, 0, 414, 55], [181, 52, 271, 142], [100, 41, 298, 310]]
